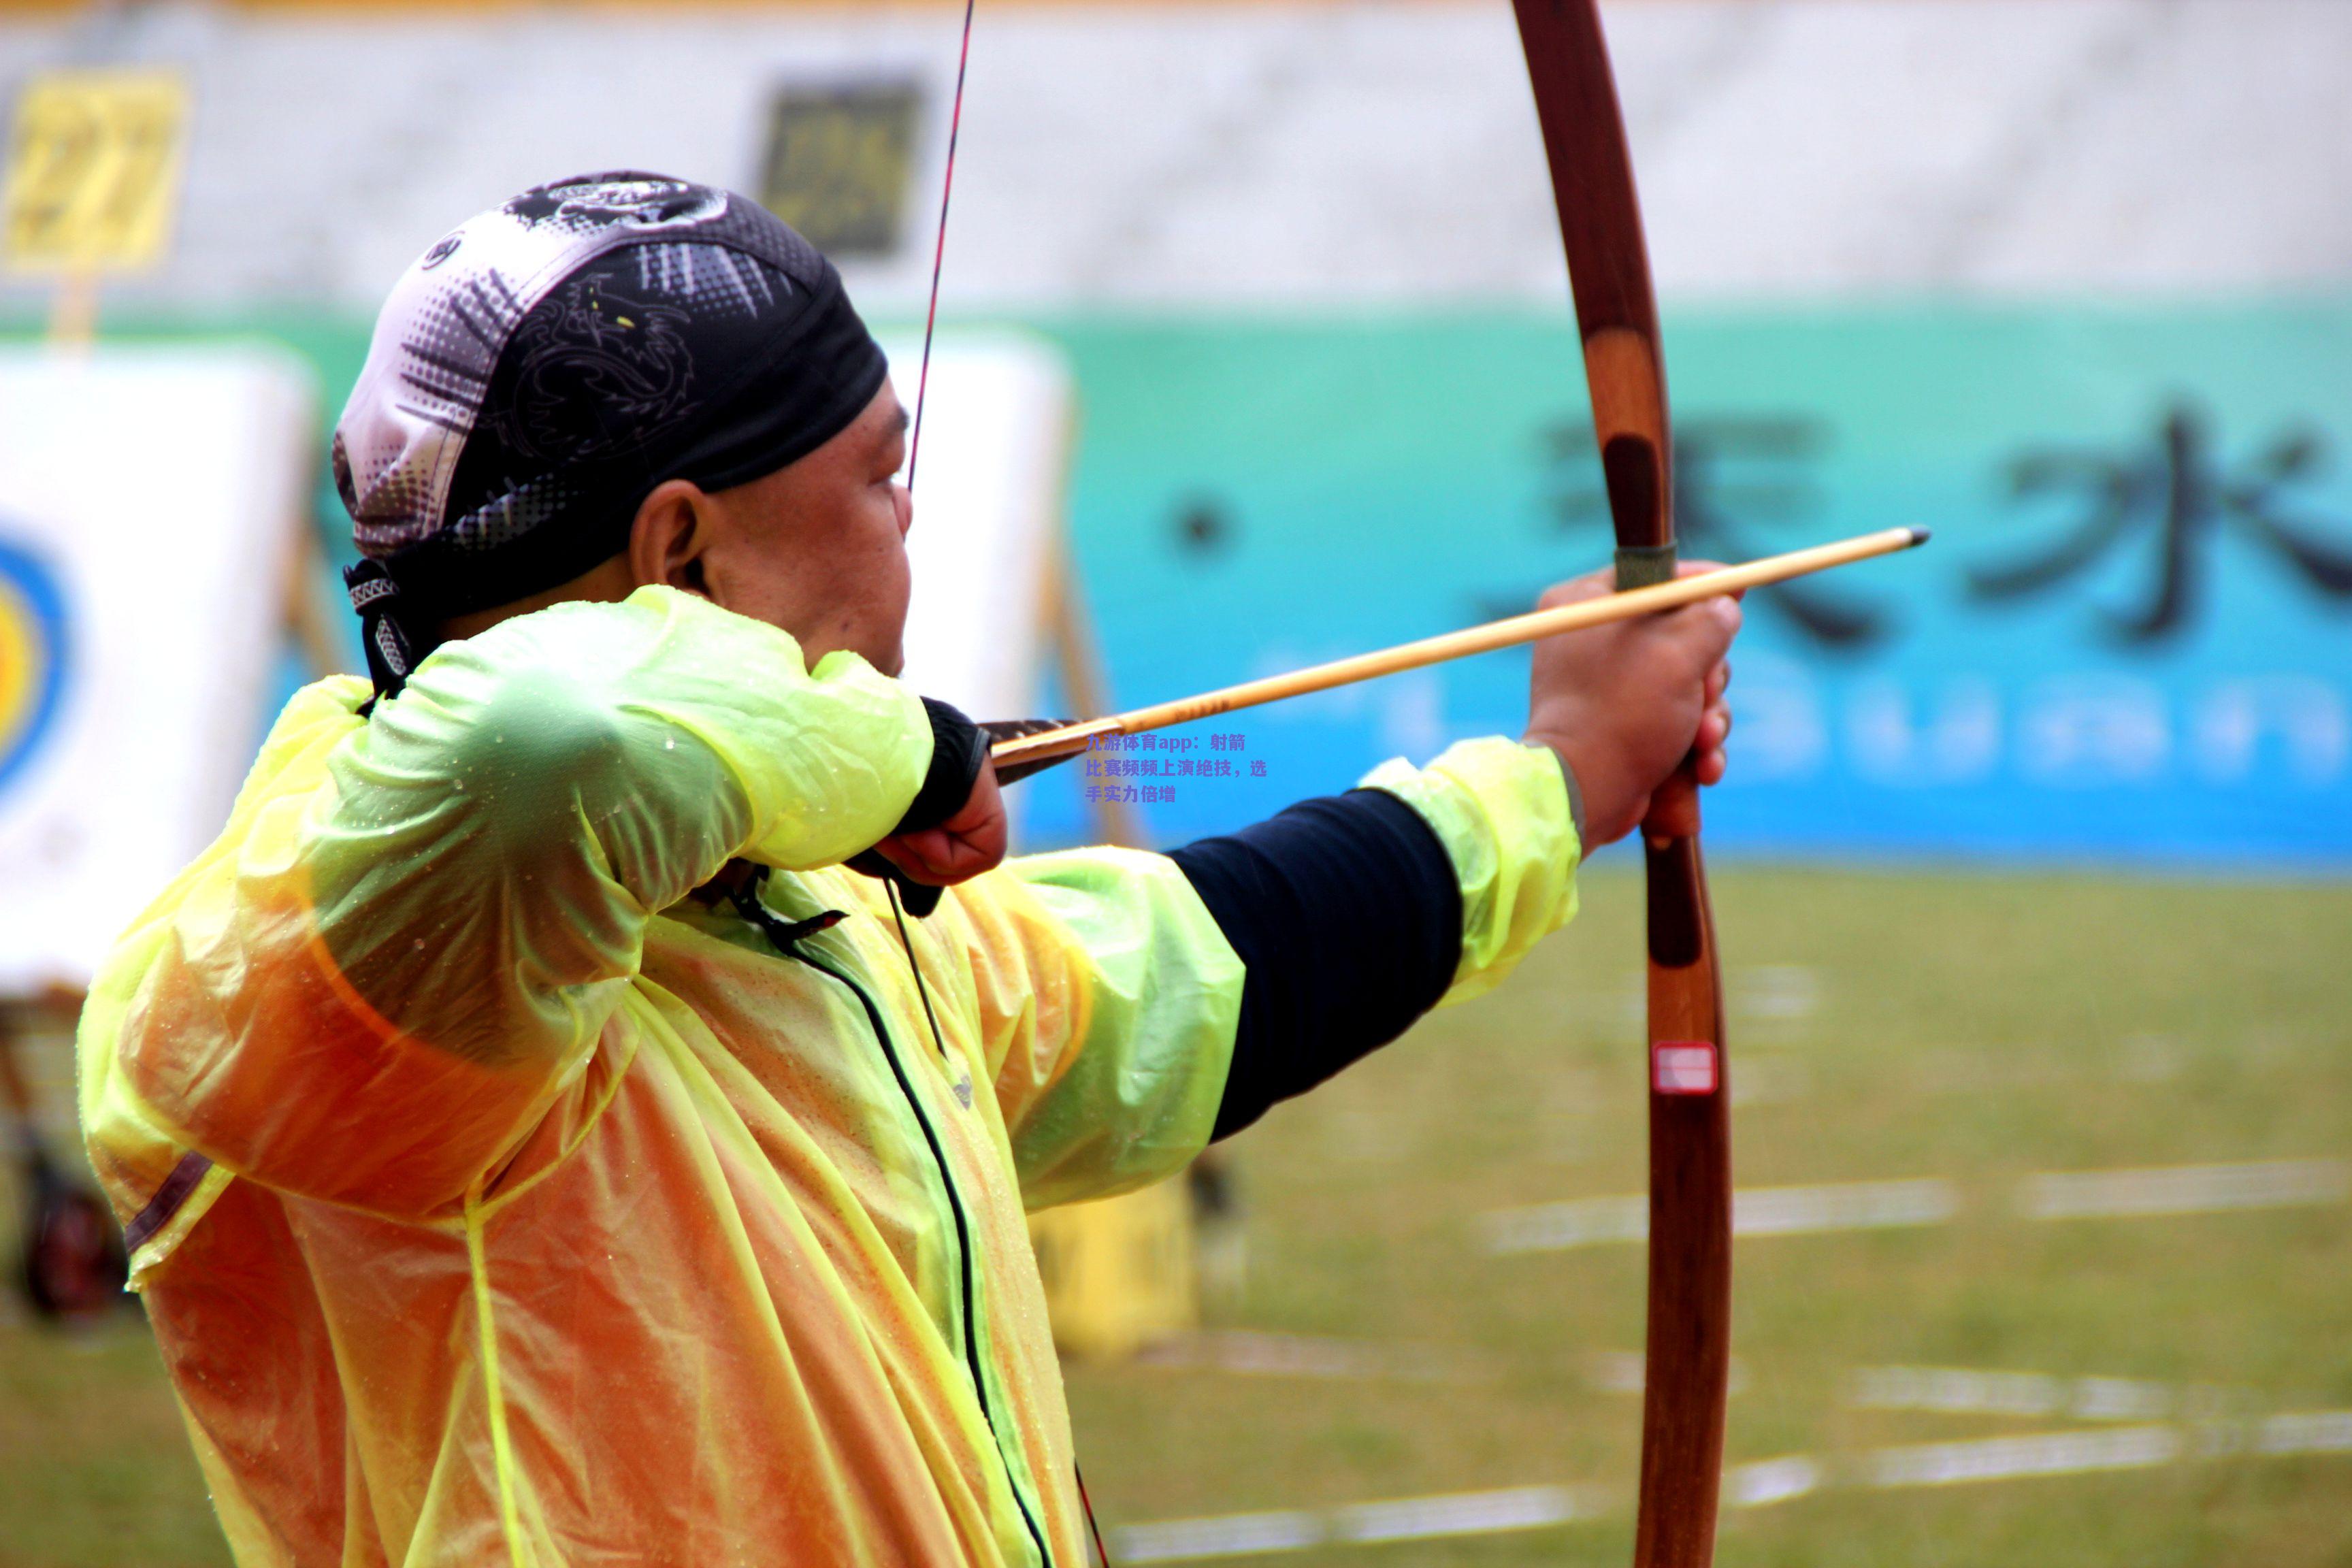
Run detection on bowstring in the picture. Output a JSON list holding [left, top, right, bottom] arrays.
[[904, 0, 977, 495], [886, 0, 979, 1028], [891, 16, 1122, 1562]]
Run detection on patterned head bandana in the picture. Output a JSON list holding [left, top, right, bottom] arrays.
[[333, 171, 889, 697]]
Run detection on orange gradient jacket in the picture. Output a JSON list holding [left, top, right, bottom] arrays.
[[77, 585, 1581, 1567]]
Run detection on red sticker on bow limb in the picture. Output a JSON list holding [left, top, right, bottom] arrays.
[[1652, 1043, 1718, 1096]]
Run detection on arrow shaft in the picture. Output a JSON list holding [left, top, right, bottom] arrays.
[[989, 525, 1924, 774]]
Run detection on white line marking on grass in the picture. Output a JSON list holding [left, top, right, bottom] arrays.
[[1727, 1455, 1824, 1508], [1740, 1179, 1959, 1235], [1116, 1509, 1323, 1563], [1115, 1412, 2352, 1557], [1335, 1486, 1582, 1544], [1483, 1195, 1646, 1252], [2020, 1159, 2349, 1220], [2073, 1376, 2180, 1421], [1132, 1331, 1462, 1383], [1488, 1160, 2348, 1255], [1852, 1365, 2068, 1418], [1113, 1486, 1587, 1563], [1483, 1178, 1958, 1254], [1850, 1365, 2175, 1422], [2255, 1411, 2352, 1456], [1734, 964, 1820, 1021], [1586, 1349, 1648, 1393], [1865, 1425, 2184, 1488]]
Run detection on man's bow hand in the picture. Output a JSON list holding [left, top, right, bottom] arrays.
[[1521, 562, 1742, 847]]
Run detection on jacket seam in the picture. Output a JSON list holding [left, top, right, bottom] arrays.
[[465, 1201, 531, 1567]]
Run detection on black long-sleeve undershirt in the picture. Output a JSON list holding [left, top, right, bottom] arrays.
[[1170, 789, 1465, 1141]]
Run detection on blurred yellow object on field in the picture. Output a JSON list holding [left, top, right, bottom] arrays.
[[3, 69, 189, 274], [1030, 1179, 1198, 1362]]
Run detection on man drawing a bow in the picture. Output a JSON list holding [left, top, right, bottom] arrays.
[[79, 173, 1738, 1567]]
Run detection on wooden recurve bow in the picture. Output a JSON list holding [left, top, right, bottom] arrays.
[[1508, 2, 1735, 1565]]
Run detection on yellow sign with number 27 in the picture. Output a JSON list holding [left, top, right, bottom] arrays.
[[3, 69, 189, 274]]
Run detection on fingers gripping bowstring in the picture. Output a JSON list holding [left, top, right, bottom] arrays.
[[904, 0, 977, 496]]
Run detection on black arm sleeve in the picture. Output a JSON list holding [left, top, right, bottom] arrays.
[[840, 700, 986, 920], [1169, 789, 1463, 1141], [896, 698, 989, 834]]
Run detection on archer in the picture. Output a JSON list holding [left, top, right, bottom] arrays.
[[77, 172, 1738, 1567]]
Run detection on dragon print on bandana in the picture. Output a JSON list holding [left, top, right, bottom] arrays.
[[489, 270, 700, 467], [335, 170, 844, 561]]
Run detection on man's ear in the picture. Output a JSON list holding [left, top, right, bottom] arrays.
[[628, 479, 715, 595]]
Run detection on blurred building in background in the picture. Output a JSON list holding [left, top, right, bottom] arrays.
[[2, 0, 2344, 311], [0, 0, 2346, 882]]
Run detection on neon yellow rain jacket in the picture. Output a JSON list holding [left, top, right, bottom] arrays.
[[78, 585, 1580, 1568]]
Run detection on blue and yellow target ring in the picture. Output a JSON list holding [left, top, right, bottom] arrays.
[[0, 538, 71, 797]]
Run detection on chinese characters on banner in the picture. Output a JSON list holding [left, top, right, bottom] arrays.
[[1082, 732, 1268, 805], [1039, 306, 2352, 862]]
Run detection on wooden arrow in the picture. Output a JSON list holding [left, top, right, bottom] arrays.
[[988, 525, 1926, 782]]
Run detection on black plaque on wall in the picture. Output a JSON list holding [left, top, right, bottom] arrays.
[[757, 82, 924, 259]]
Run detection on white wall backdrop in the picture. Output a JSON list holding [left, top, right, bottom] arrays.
[[0, 0, 2344, 315]]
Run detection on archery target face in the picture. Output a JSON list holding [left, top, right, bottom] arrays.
[[0, 346, 316, 993]]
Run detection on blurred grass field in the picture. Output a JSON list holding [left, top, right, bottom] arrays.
[[1064, 866, 2352, 1567], [4, 866, 2349, 1567]]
